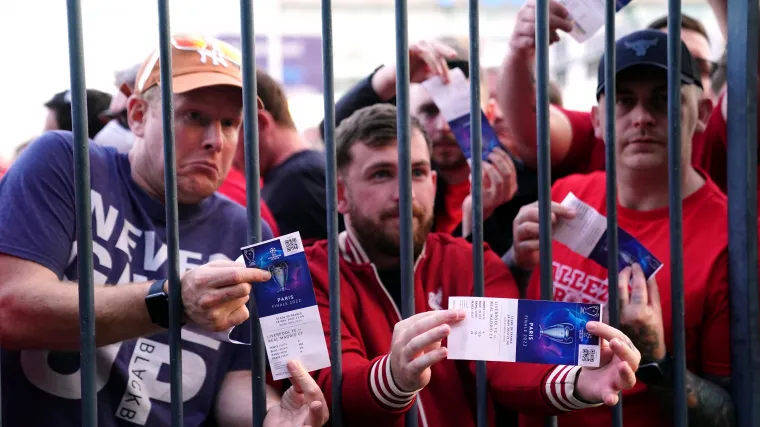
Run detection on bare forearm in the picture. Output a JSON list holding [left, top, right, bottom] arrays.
[[0, 280, 161, 351], [498, 51, 539, 167], [649, 371, 735, 427]]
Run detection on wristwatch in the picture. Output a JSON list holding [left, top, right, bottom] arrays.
[[145, 279, 175, 329], [636, 353, 674, 386]]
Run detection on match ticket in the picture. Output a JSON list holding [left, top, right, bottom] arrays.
[[240, 232, 330, 380], [448, 297, 602, 367], [553, 192, 663, 280]]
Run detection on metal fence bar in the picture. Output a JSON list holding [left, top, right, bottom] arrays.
[[65, 0, 97, 425], [393, 0, 418, 426], [602, 2, 623, 425], [320, 0, 343, 425], [534, 1, 554, 424], [727, 0, 760, 426], [155, 1, 184, 425], [466, 1, 487, 426], [238, 1, 267, 426], [665, 3, 687, 426]]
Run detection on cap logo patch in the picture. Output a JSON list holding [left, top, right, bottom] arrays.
[[624, 38, 658, 57], [172, 36, 241, 69]]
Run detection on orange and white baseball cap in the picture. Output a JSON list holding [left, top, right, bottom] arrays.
[[128, 34, 263, 109]]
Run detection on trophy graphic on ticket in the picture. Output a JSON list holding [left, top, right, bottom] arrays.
[[269, 262, 289, 293]]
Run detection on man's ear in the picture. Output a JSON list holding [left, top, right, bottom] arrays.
[[590, 105, 602, 140], [337, 175, 349, 215], [695, 97, 714, 133], [127, 95, 148, 138]]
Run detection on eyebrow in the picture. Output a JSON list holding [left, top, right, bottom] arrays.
[[364, 161, 397, 172]]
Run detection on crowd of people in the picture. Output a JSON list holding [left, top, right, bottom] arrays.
[[0, 0, 749, 426]]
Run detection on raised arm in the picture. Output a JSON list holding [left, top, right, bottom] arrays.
[[319, 40, 457, 138], [498, 0, 576, 169]]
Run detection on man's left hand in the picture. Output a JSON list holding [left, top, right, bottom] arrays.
[[618, 263, 667, 362], [264, 361, 329, 427], [575, 321, 641, 405], [462, 148, 518, 235]]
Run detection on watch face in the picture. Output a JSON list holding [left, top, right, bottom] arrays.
[[636, 364, 664, 385]]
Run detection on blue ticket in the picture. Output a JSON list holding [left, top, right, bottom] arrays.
[[240, 232, 330, 380], [553, 192, 663, 280], [421, 68, 501, 161], [448, 111, 503, 162], [448, 297, 602, 367]]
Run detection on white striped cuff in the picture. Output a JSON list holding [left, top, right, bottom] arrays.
[[369, 355, 419, 409], [544, 365, 605, 412]]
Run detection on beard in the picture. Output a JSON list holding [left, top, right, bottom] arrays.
[[348, 202, 433, 261]]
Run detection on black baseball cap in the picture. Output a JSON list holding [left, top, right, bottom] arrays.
[[596, 29, 702, 99]]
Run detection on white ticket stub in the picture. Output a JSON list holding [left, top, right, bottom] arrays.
[[558, 0, 633, 43]]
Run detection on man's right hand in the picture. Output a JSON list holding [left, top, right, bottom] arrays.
[[389, 310, 466, 392], [179, 260, 272, 332], [509, 0, 573, 57], [371, 40, 459, 101], [512, 201, 576, 270]]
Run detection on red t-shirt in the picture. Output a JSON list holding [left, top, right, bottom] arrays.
[[556, 108, 708, 179], [698, 96, 731, 193], [521, 171, 731, 427], [217, 167, 280, 237], [434, 179, 471, 234]]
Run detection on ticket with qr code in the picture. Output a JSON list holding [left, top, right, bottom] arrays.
[[557, 0, 633, 43], [552, 192, 663, 280], [420, 68, 502, 162], [239, 232, 330, 380], [447, 297, 602, 367]]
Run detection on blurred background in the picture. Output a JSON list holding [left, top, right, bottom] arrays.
[[0, 0, 723, 164]]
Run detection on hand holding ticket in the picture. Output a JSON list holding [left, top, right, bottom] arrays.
[[421, 68, 502, 162], [240, 232, 331, 380], [553, 192, 663, 280]]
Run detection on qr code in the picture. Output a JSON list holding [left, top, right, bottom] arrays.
[[282, 233, 303, 255], [578, 344, 600, 367]]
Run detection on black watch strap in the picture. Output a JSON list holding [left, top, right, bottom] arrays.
[[636, 353, 673, 386], [145, 279, 171, 328]]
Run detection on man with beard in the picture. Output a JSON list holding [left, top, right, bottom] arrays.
[[305, 103, 643, 427]]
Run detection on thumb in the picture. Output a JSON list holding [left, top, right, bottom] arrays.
[[287, 360, 308, 394], [307, 401, 325, 426]]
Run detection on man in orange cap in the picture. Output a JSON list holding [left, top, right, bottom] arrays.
[[0, 35, 327, 427]]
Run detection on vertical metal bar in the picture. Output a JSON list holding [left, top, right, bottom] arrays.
[[666, 3, 687, 426], [602, 1, 623, 425], [534, 1, 555, 426], [66, 0, 97, 425], [727, 0, 760, 426], [156, 1, 183, 425], [320, 0, 343, 426], [394, 0, 417, 426], [467, 1, 487, 427], [239, 1, 266, 426]]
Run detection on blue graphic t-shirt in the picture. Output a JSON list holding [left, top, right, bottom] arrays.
[[0, 131, 273, 427]]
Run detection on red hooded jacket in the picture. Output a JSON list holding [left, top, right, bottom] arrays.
[[306, 230, 601, 427]]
